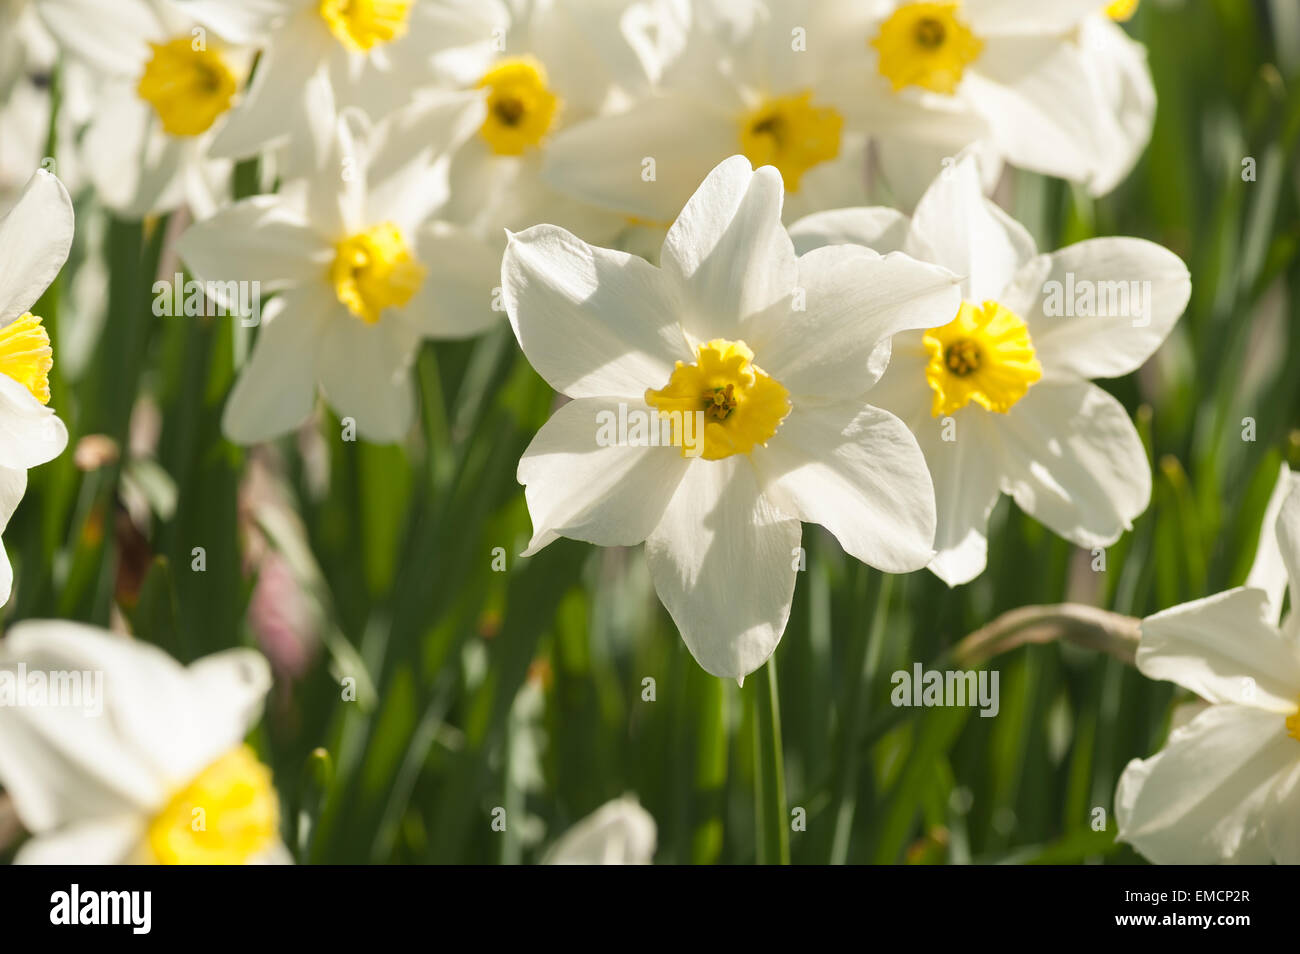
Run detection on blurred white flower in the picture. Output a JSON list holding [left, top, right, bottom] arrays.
[[179, 113, 501, 444], [542, 0, 870, 226], [542, 795, 657, 864], [504, 155, 958, 679], [805, 0, 1154, 204], [791, 155, 1189, 585], [380, 0, 660, 248], [184, 0, 502, 175], [1116, 464, 1300, 864], [0, 621, 286, 864], [0, 170, 72, 606], [26, 0, 252, 219]]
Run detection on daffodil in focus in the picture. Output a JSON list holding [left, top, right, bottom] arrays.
[[805, 0, 1155, 204], [504, 155, 961, 679], [541, 796, 657, 865], [183, 0, 503, 175], [178, 116, 501, 444], [791, 155, 1189, 585], [1115, 464, 1300, 864], [542, 0, 868, 227], [0, 170, 72, 605], [36, 0, 253, 219], [0, 621, 286, 864]]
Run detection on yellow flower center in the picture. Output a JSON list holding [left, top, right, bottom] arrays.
[[645, 339, 791, 461], [739, 92, 843, 193], [136, 37, 238, 137], [146, 745, 278, 865], [923, 300, 1042, 416], [319, 0, 414, 52], [1104, 0, 1139, 21], [871, 2, 984, 95], [329, 222, 425, 325], [1288, 704, 1300, 742], [476, 57, 561, 156], [0, 313, 53, 405]]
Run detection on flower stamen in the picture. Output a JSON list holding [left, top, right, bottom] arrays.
[[871, 2, 984, 95], [0, 313, 53, 405], [329, 223, 425, 325], [646, 339, 790, 460], [137, 37, 238, 137], [924, 300, 1042, 416]]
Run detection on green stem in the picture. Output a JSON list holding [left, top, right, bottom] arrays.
[[750, 656, 789, 865]]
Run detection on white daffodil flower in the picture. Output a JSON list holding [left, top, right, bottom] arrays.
[[1115, 464, 1300, 865], [541, 796, 657, 865], [791, 155, 1189, 585], [804, 0, 1154, 205], [504, 156, 960, 679], [541, 0, 870, 228], [183, 0, 503, 175], [21, 0, 251, 219], [0, 171, 72, 606], [378, 0, 661, 250], [0, 621, 288, 864], [178, 114, 501, 445]]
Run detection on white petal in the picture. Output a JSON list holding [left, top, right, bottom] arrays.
[[1263, 760, 1300, 865], [994, 379, 1149, 549], [751, 244, 961, 401], [904, 155, 1035, 302], [659, 156, 797, 342], [964, 0, 1103, 35], [1245, 462, 1300, 624], [177, 196, 332, 295], [541, 96, 739, 225], [872, 136, 1002, 213], [35, 0, 160, 76], [15, 816, 145, 865], [788, 206, 912, 256], [867, 343, 1002, 586], [964, 38, 1104, 184], [0, 374, 68, 470], [1078, 18, 1155, 196], [81, 91, 186, 219], [645, 457, 800, 679], [518, 397, 691, 556], [542, 796, 657, 865], [402, 222, 502, 339], [208, 11, 335, 169], [1007, 237, 1191, 379], [1115, 704, 1292, 865], [502, 224, 691, 399], [222, 290, 327, 444], [182, 0, 303, 45], [0, 170, 74, 323], [0, 464, 26, 529], [316, 311, 418, 443], [752, 402, 935, 573], [0, 627, 170, 830], [1138, 587, 1300, 712], [0, 539, 12, 608], [0, 622, 273, 818]]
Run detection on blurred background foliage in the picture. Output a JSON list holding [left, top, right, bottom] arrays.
[[3, 0, 1300, 864]]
